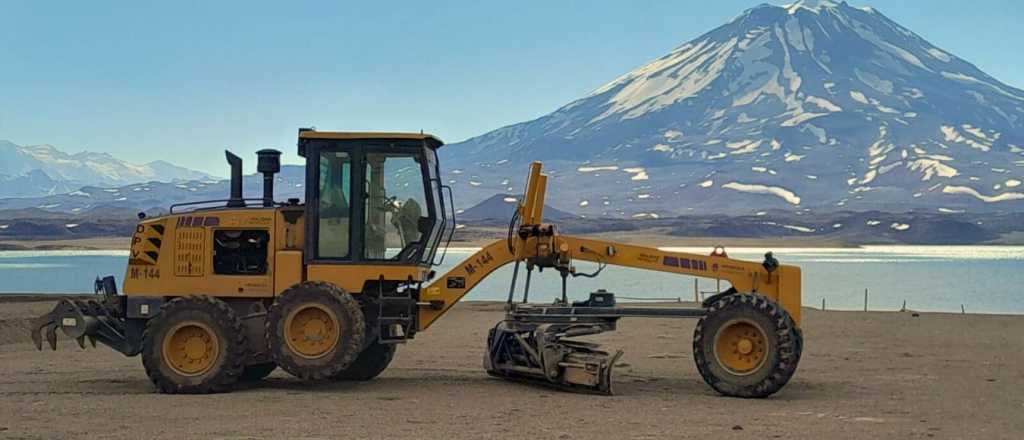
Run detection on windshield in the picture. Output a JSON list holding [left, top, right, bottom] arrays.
[[364, 151, 432, 261]]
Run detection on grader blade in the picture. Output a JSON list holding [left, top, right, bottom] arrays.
[[485, 321, 622, 395]]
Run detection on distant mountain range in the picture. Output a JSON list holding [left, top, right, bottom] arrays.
[[441, 0, 1024, 216], [0, 163, 305, 216], [0, 140, 214, 198]]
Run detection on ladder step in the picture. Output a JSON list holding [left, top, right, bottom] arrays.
[[379, 322, 410, 343]]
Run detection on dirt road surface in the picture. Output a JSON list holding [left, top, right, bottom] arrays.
[[1, 299, 1022, 439]]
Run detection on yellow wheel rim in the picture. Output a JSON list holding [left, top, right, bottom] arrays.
[[284, 304, 340, 359], [713, 319, 768, 376], [162, 322, 219, 376]]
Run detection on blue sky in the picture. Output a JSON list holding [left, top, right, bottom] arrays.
[[2, 0, 1021, 175]]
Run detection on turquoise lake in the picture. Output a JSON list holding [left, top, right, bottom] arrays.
[[1, 246, 1021, 314]]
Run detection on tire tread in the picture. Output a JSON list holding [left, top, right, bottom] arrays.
[[141, 295, 247, 394], [266, 281, 366, 380]]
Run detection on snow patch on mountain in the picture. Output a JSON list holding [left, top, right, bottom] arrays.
[[890, 222, 911, 231], [942, 185, 1024, 203], [940, 125, 991, 151], [722, 182, 802, 205]]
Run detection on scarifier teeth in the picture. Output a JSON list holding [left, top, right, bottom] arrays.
[[45, 321, 58, 351], [31, 297, 126, 354], [30, 299, 85, 351], [30, 325, 42, 350], [30, 317, 55, 351], [605, 350, 625, 394]]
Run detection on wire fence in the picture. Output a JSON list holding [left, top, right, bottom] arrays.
[[817, 289, 969, 314]]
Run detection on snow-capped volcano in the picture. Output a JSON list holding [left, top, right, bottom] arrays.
[[442, 0, 1024, 216], [0, 140, 215, 198]]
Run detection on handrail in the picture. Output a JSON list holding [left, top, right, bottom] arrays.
[[169, 198, 270, 214], [425, 178, 447, 265], [435, 184, 457, 265]]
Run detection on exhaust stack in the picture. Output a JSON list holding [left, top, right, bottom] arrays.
[[226, 151, 245, 208], [256, 149, 282, 207]]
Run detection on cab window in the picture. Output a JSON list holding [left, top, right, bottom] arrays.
[[317, 151, 351, 259]]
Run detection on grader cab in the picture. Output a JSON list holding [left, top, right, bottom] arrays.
[[32, 129, 803, 397]]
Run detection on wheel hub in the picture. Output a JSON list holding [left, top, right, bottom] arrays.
[[285, 304, 340, 359], [736, 338, 753, 355], [163, 322, 219, 376], [713, 319, 768, 376]]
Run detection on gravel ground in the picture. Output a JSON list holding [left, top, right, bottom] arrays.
[[1, 299, 1022, 439]]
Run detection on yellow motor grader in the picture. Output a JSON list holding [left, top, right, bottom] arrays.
[[32, 129, 803, 397]]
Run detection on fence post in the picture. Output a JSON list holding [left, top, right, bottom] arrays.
[[864, 289, 868, 312], [694, 279, 699, 302], [822, 297, 826, 311]]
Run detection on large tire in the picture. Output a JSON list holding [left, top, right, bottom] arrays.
[[239, 362, 277, 381], [693, 293, 801, 398], [331, 342, 397, 381], [141, 296, 247, 394], [266, 281, 366, 380]]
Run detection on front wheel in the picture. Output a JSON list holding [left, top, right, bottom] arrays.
[[141, 296, 248, 394], [693, 293, 802, 398]]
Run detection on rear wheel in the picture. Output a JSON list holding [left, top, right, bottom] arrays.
[[693, 293, 801, 398], [239, 362, 277, 381], [331, 342, 397, 381], [141, 296, 247, 394], [266, 282, 366, 380]]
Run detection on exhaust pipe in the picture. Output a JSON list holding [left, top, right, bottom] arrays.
[[256, 149, 282, 207], [226, 151, 245, 208]]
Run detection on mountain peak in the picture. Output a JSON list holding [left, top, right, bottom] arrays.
[[444, 2, 1024, 216], [784, 0, 842, 14]]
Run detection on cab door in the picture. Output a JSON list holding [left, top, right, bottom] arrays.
[[302, 140, 434, 294]]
